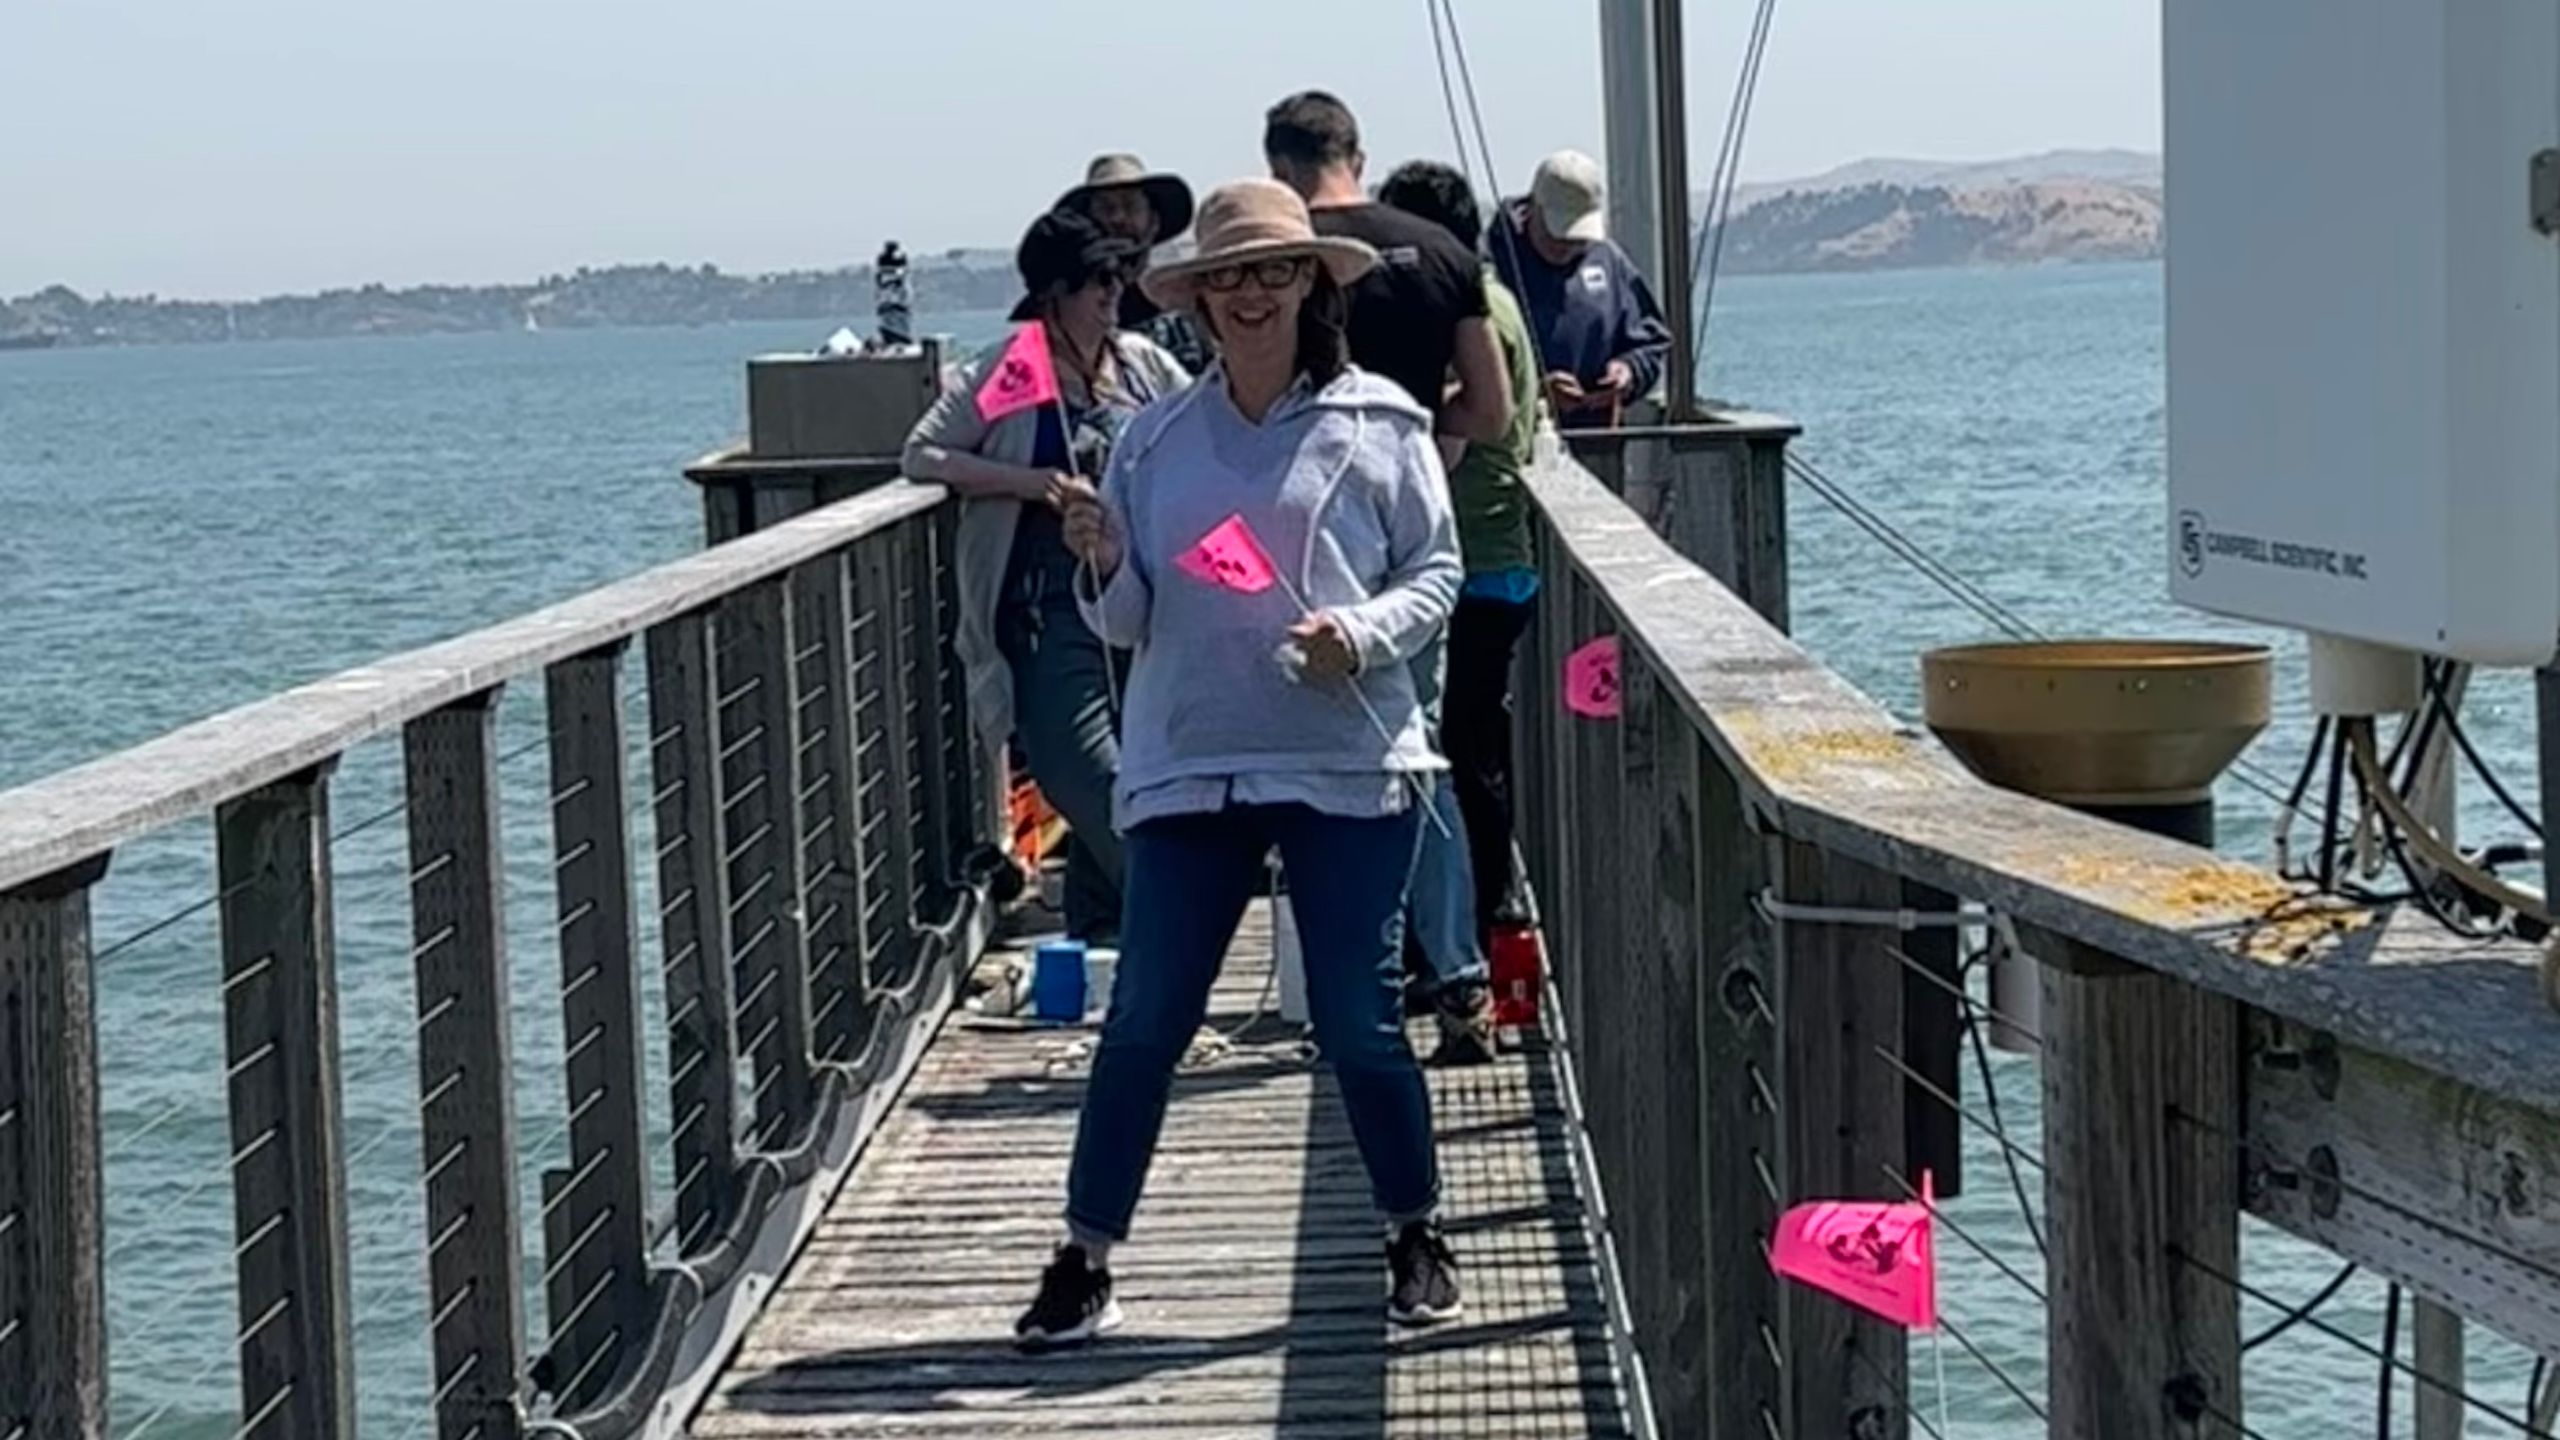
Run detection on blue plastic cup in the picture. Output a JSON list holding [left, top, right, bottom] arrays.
[[1031, 940, 1088, 1023]]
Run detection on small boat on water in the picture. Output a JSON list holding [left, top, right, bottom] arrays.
[[0, 329, 62, 351]]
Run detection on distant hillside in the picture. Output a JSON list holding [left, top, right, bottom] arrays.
[[1706, 149, 2163, 275], [0, 252, 1019, 350]]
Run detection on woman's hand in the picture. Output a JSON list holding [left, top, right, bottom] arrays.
[[1286, 612, 1360, 681], [1057, 477, 1120, 575]]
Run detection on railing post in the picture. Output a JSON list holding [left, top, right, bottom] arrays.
[[851, 536, 923, 1000], [2029, 925, 2241, 1439], [0, 855, 111, 1440], [1694, 746, 1785, 1440], [1622, 663, 1709, 1434], [717, 579, 815, 1151], [541, 650, 651, 1412], [646, 612, 740, 1252], [404, 696, 529, 1440], [216, 768, 355, 1440], [903, 516, 959, 898], [1771, 842, 1908, 1437], [789, 556, 874, 1074]]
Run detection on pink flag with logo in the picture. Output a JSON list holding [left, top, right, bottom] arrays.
[[1176, 514, 1281, 596], [1563, 637, 1621, 719], [1769, 1173, 1939, 1330], [974, 323, 1060, 424]]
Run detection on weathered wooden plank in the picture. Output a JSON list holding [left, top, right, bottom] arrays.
[[646, 610, 742, 1252], [1694, 734, 1786, 1440], [1773, 843, 1908, 1438], [699, 916, 1632, 1440], [789, 556, 874, 1073], [851, 536, 923, 1000], [0, 856, 111, 1439], [541, 649, 651, 1412], [2247, 1014, 2560, 1358], [217, 770, 355, 1440], [2033, 924, 2241, 1439], [902, 517, 958, 903], [404, 697, 529, 1440], [0, 483, 946, 899], [1900, 880, 1966, 1199], [718, 579, 816, 1151], [1522, 451, 2560, 1119]]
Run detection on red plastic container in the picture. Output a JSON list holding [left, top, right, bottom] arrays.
[[1488, 922, 1544, 1027]]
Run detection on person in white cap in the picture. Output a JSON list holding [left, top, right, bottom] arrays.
[[1488, 149, 1673, 424]]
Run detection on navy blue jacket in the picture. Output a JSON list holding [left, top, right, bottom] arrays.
[[1487, 200, 1672, 404]]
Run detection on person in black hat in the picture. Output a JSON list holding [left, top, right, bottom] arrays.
[[902, 209, 1193, 946], [1057, 154, 1212, 373]]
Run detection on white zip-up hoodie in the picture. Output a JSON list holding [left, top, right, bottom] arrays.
[[1079, 364, 1462, 831]]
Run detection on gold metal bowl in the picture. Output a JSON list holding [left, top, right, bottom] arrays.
[[1920, 640, 2274, 805]]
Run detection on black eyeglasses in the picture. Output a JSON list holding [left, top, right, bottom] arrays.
[[1199, 258, 1310, 293]]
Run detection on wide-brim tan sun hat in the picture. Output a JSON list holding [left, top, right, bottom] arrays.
[[1141, 179, 1378, 308]]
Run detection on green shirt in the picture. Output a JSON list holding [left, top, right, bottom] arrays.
[[1451, 269, 1541, 576]]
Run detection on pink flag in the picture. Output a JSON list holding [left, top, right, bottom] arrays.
[[974, 323, 1060, 424], [1769, 1173, 1939, 1331], [1564, 637, 1621, 719], [1176, 514, 1281, 595]]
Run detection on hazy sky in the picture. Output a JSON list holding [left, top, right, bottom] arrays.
[[2, 0, 2160, 299]]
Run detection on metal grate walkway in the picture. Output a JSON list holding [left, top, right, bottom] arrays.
[[697, 902, 1637, 1438]]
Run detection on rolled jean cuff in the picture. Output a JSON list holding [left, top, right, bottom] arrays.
[[1064, 1209, 1131, 1246]]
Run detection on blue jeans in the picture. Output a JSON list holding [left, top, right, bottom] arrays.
[[1408, 638, 1486, 990], [998, 587, 1123, 942], [1065, 803, 1440, 1241]]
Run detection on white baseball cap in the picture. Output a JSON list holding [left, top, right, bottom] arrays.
[[1531, 150, 1607, 244]]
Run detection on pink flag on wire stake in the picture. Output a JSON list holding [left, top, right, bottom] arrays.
[[974, 323, 1060, 424], [1563, 636, 1621, 719], [1769, 1170, 1939, 1331], [1176, 514, 1282, 596]]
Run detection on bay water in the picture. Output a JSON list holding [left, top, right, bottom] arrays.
[[1, 263, 2540, 1434]]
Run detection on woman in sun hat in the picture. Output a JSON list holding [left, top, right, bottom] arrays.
[[1009, 178, 1465, 1350], [902, 208, 1190, 947]]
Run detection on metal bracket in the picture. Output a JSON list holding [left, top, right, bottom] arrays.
[[2533, 149, 2560, 237]]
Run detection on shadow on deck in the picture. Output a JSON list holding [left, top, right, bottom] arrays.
[[697, 902, 1637, 1438]]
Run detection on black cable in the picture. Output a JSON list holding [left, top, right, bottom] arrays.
[[2441, 700, 2545, 839], [2532, 1357, 2551, 1428], [2241, 1261, 2356, 1352], [1962, 994, 2047, 1259], [2377, 1283, 2401, 1440]]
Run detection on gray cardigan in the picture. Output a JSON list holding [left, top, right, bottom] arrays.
[[902, 330, 1190, 747]]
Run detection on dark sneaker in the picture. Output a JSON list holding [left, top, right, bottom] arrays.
[[1428, 981, 1498, 1067], [1014, 1246, 1122, 1352], [1387, 1221, 1463, 1326]]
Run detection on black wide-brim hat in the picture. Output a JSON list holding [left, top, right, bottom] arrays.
[[1007, 209, 1145, 323]]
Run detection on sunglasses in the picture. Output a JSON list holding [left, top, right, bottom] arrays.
[[1199, 257, 1311, 293]]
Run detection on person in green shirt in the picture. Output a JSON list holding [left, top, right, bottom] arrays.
[[1378, 160, 1544, 1065]]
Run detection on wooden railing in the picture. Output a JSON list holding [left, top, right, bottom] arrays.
[[1523, 430, 2560, 1439], [0, 481, 996, 1440]]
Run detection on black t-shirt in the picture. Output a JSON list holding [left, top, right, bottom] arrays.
[[1310, 203, 1489, 423]]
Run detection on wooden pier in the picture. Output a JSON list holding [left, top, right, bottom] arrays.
[[3, 423, 2558, 1439], [698, 907, 1632, 1439]]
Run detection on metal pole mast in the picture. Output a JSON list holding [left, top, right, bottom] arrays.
[[1598, 0, 1665, 288], [1649, 0, 1699, 418]]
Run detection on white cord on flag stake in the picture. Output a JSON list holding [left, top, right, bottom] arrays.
[[1262, 564, 1454, 841]]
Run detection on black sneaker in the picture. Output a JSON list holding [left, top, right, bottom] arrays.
[[1428, 981, 1497, 1067], [1387, 1221, 1463, 1326], [1014, 1245, 1122, 1352]]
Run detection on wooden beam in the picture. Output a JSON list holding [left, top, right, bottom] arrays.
[[2033, 924, 2241, 1439], [542, 650, 651, 1413], [2247, 1019, 2560, 1357], [852, 537, 923, 1000], [1694, 735, 1785, 1440], [403, 696, 527, 1440], [717, 579, 814, 1150], [1772, 842, 1908, 1438], [646, 611, 740, 1252], [217, 770, 355, 1440], [0, 855, 111, 1439]]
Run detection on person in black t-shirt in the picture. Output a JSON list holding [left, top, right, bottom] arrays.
[[1263, 90, 1511, 464]]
